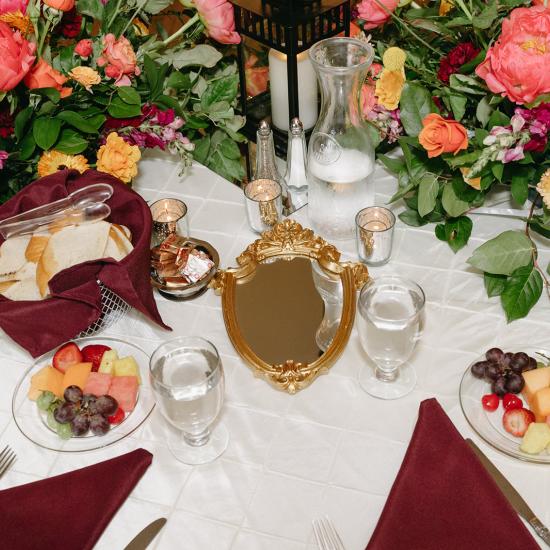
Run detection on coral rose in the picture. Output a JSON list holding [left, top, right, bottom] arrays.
[[418, 113, 468, 157], [74, 38, 92, 58], [69, 66, 101, 91], [356, 0, 399, 30], [43, 0, 74, 11], [193, 0, 240, 44], [475, 6, 550, 104], [97, 34, 140, 86], [24, 58, 72, 97], [0, 22, 34, 91], [245, 54, 268, 97], [96, 132, 141, 183], [0, 0, 27, 15]]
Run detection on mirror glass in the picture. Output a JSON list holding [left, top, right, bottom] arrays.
[[234, 257, 343, 365]]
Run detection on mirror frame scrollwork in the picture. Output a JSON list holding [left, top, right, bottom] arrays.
[[210, 220, 370, 393]]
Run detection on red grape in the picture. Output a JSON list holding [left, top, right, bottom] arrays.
[[95, 395, 118, 416], [89, 414, 110, 436]]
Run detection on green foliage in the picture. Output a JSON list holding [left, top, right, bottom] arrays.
[[501, 265, 543, 322]]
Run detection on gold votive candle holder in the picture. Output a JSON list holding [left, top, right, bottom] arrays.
[[244, 179, 283, 234], [150, 198, 189, 248]]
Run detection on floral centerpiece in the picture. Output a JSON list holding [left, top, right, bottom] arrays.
[[0, 0, 245, 200], [355, 0, 550, 320]]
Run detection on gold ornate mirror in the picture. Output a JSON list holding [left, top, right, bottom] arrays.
[[211, 220, 369, 393]]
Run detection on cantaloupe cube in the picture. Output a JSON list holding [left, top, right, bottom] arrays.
[[114, 356, 141, 384], [522, 367, 550, 404], [531, 387, 550, 422], [62, 362, 92, 393], [520, 423, 550, 454], [28, 365, 63, 400]]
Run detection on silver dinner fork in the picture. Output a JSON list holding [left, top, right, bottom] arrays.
[[312, 516, 345, 550], [0, 445, 16, 479]]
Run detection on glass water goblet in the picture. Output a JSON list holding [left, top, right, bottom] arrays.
[[149, 336, 228, 465], [357, 276, 425, 399]]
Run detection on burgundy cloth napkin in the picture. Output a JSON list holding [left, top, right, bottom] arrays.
[[366, 398, 539, 550], [0, 448, 152, 550], [0, 169, 170, 357]]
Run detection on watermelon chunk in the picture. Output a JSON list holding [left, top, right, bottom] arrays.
[[83, 372, 112, 397], [108, 376, 138, 413]]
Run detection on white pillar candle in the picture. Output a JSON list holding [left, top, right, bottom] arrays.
[[268, 48, 318, 131]]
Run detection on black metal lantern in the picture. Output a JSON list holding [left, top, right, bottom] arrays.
[[230, 0, 352, 175]]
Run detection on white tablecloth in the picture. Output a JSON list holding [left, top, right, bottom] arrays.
[[1, 152, 548, 550]]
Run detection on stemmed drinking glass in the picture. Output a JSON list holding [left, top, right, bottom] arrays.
[[149, 337, 228, 465], [357, 276, 425, 399]]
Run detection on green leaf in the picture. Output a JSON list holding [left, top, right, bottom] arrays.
[[14, 107, 33, 141], [377, 154, 405, 174], [484, 272, 507, 297], [529, 222, 550, 239], [32, 87, 61, 104], [398, 83, 433, 137], [446, 16, 471, 27], [446, 151, 481, 168], [488, 110, 510, 128], [437, 216, 473, 253], [473, 0, 498, 29], [418, 173, 439, 217], [501, 265, 543, 321], [55, 128, 89, 154], [154, 94, 184, 117], [388, 181, 415, 203], [33, 117, 61, 150], [218, 137, 241, 160], [491, 162, 504, 182], [160, 44, 223, 70], [201, 74, 239, 110], [192, 135, 210, 164], [475, 128, 489, 147], [511, 171, 529, 205], [19, 133, 36, 160], [117, 86, 141, 105], [143, 0, 172, 14], [185, 115, 209, 129], [449, 93, 467, 121], [442, 184, 469, 217], [107, 97, 142, 118], [476, 96, 492, 127], [77, 0, 104, 20], [56, 111, 103, 133], [449, 74, 485, 96], [547, 261, 550, 276], [143, 55, 159, 92], [467, 230, 533, 275], [166, 71, 192, 91], [399, 209, 429, 227]]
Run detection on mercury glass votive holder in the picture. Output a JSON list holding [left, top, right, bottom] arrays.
[[150, 198, 189, 248], [355, 206, 396, 266], [244, 179, 283, 234]]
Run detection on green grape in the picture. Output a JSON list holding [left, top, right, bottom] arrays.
[[46, 409, 59, 431], [56, 422, 73, 440], [37, 391, 56, 411]]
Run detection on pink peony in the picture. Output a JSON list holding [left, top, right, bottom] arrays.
[[74, 38, 93, 58], [193, 0, 240, 44], [0, 22, 35, 92], [0, 0, 27, 14], [0, 150, 8, 169], [356, 0, 399, 30], [97, 34, 140, 86], [476, 6, 550, 104]]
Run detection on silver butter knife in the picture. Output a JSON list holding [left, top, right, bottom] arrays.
[[467, 439, 550, 548], [123, 518, 167, 550]]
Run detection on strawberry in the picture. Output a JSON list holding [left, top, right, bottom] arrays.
[[502, 393, 523, 411], [81, 344, 111, 372], [502, 408, 535, 438], [481, 393, 499, 412], [108, 407, 125, 425], [52, 342, 83, 374]]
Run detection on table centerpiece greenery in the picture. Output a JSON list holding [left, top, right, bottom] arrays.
[[355, 0, 550, 320], [0, 0, 245, 200]]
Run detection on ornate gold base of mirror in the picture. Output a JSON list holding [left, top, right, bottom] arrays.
[[210, 220, 370, 393]]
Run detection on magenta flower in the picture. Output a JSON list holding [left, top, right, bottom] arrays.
[[0, 150, 8, 169]]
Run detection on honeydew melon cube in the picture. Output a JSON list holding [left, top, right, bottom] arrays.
[[113, 356, 141, 384], [98, 349, 119, 375], [520, 423, 550, 454]]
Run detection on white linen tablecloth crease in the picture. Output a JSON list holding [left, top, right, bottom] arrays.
[[0, 152, 548, 550]]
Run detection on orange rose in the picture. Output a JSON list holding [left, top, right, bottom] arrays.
[[418, 113, 468, 158], [24, 58, 71, 97], [96, 132, 141, 183], [43, 0, 74, 11]]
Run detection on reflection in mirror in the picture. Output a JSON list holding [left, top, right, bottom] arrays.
[[234, 257, 343, 365]]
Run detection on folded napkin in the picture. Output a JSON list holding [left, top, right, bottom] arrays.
[[366, 398, 539, 550], [0, 448, 152, 550], [0, 169, 170, 357]]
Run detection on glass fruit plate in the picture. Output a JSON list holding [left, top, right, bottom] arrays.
[[460, 347, 550, 464], [12, 336, 155, 452]]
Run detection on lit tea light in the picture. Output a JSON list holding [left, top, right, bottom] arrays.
[[245, 179, 281, 202], [150, 198, 189, 248], [355, 206, 396, 266], [364, 220, 389, 232], [244, 179, 283, 234]]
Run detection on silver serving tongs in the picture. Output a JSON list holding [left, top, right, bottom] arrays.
[[0, 184, 114, 239]]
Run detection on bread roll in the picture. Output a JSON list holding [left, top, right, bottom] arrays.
[[0, 235, 31, 278], [25, 234, 50, 263], [1, 262, 41, 301], [103, 224, 133, 261]]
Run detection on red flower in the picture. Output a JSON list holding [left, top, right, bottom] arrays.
[[437, 42, 480, 84], [58, 9, 82, 38], [0, 107, 14, 138]]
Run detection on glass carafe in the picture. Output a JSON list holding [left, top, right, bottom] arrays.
[[307, 38, 376, 241]]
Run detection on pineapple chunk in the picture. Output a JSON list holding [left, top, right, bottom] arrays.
[[113, 356, 141, 384], [520, 422, 550, 454], [98, 349, 119, 375]]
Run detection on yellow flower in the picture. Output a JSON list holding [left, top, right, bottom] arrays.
[[132, 18, 149, 36], [375, 47, 406, 110], [537, 169, 550, 208], [69, 66, 101, 91], [439, 0, 454, 16], [37, 151, 89, 178], [460, 167, 481, 190], [0, 11, 33, 34], [96, 132, 141, 183]]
